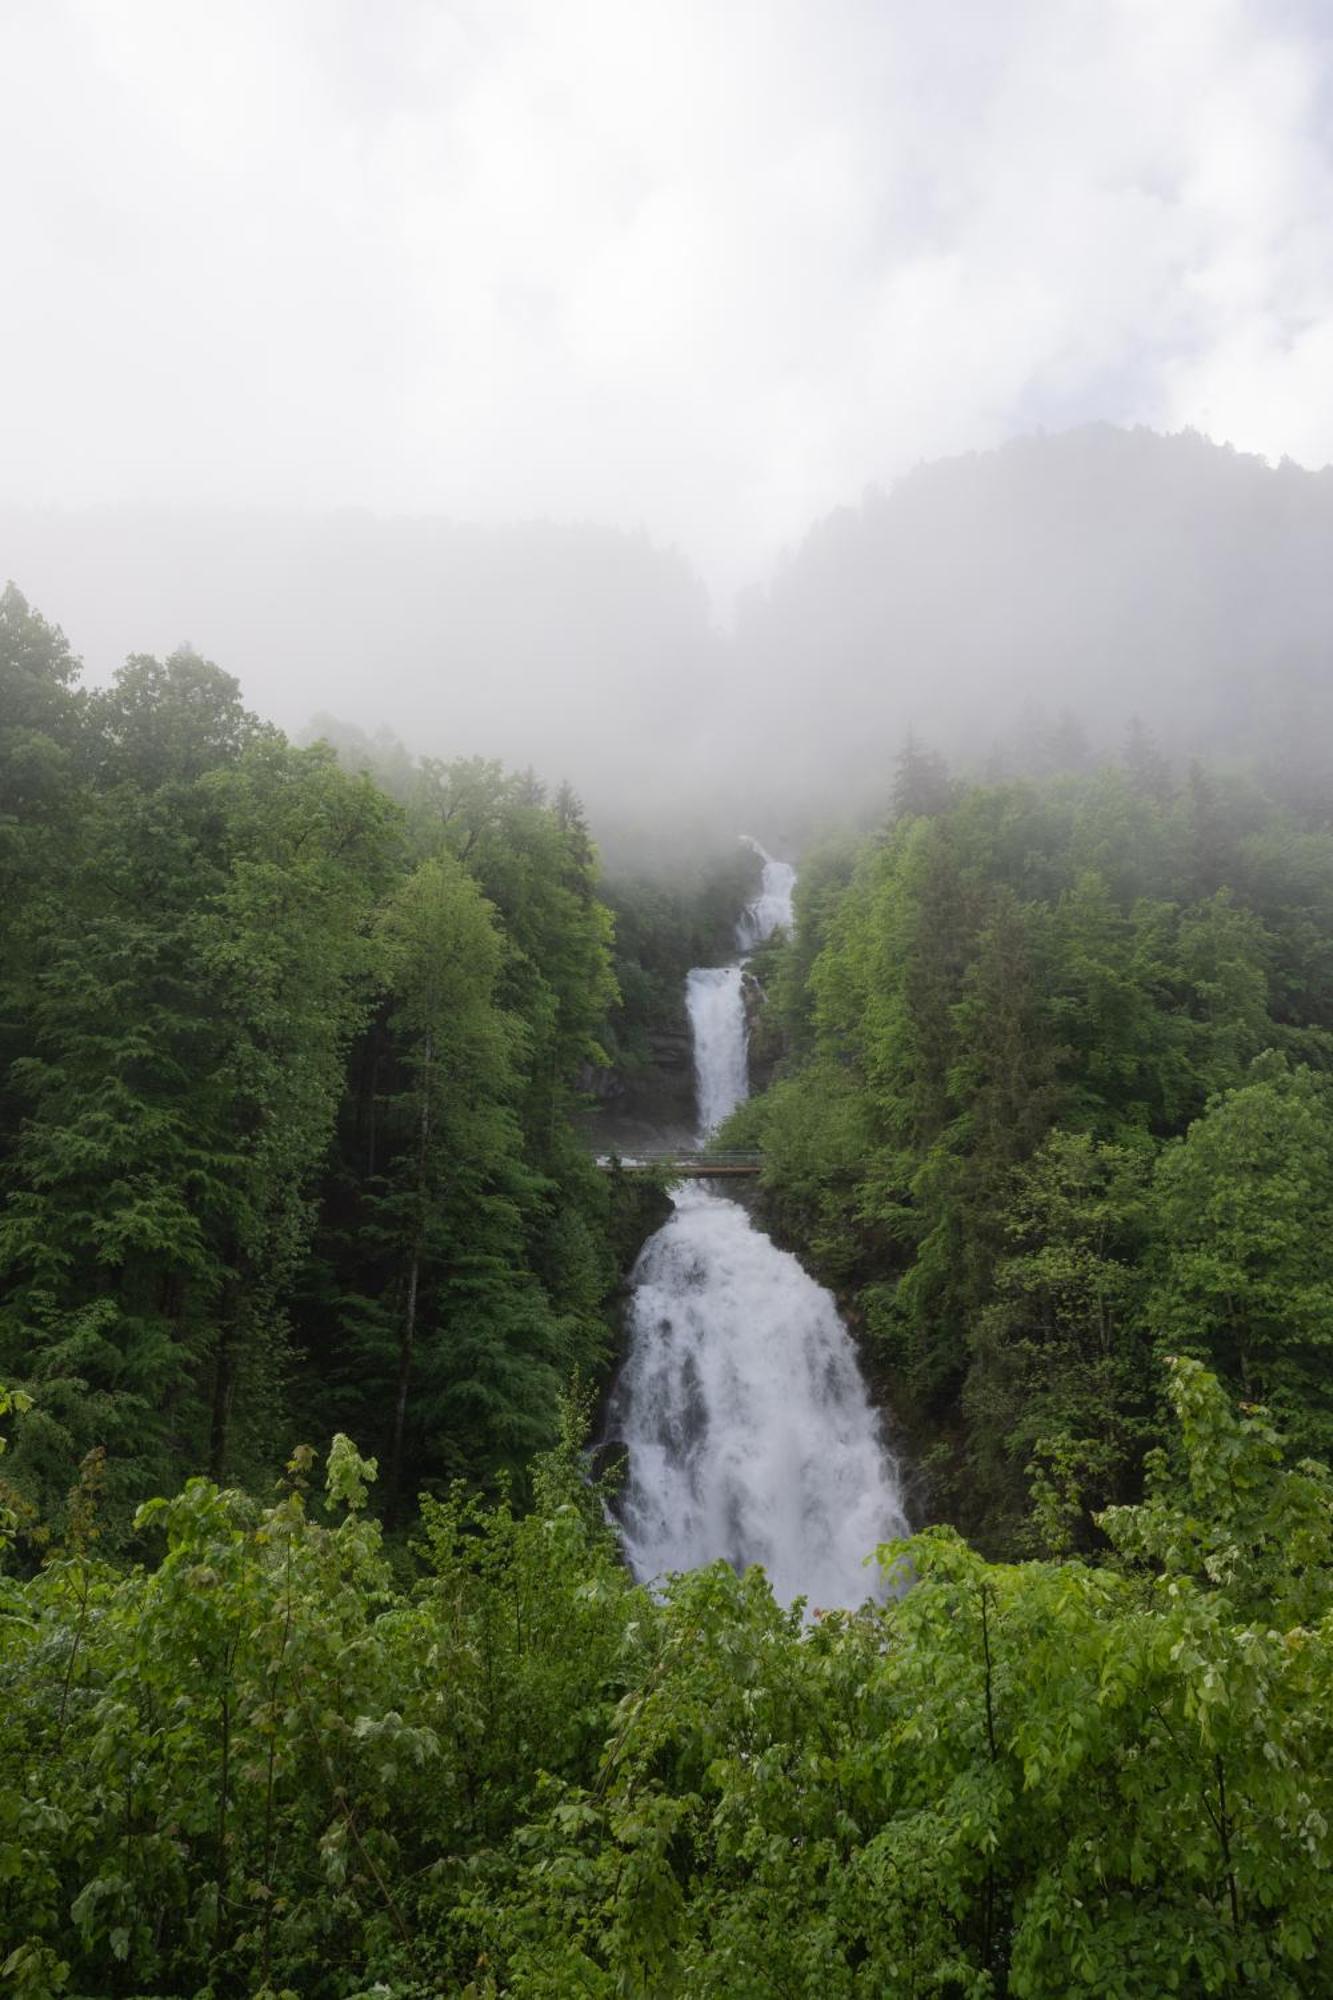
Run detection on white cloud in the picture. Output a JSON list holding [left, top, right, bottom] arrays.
[[3, 0, 1332, 595]]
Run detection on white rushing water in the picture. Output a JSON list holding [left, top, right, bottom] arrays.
[[608, 1184, 908, 1608], [686, 839, 796, 1142], [607, 840, 908, 1610], [685, 965, 749, 1137], [735, 836, 797, 952]]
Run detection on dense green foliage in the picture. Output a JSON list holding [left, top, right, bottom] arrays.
[[726, 745, 1333, 1549], [4, 1361, 1333, 1996], [0, 585, 629, 1537], [8, 577, 1333, 1991]]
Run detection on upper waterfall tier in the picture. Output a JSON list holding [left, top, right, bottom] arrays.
[[736, 837, 796, 950], [686, 964, 749, 1139], [686, 837, 796, 1141]]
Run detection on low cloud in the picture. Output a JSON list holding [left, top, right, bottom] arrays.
[[4, 1, 1333, 597]]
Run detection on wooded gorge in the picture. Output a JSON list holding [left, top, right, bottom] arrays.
[[5, 576, 1333, 1995]]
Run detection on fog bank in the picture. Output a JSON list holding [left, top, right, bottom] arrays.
[[5, 426, 1333, 847]]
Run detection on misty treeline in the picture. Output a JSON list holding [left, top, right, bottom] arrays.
[[304, 710, 765, 1075], [727, 734, 1333, 1554], [7, 427, 1333, 840]]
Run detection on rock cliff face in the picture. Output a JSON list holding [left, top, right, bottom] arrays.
[[579, 1061, 625, 1104], [646, 1025, 694, 1079], [579, 1025, 698, 1154], [741, 968, 781, 1097]]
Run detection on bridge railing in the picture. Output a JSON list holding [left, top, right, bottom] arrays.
[[592, 1148, 763, 1174]]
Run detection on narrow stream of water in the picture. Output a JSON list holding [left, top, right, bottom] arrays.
[[605, 843, 907, 1609]]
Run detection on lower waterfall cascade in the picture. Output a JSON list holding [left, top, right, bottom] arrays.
[[606, 841, 908, 1609]]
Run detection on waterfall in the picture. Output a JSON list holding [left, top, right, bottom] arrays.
[[686, 837, 796, 1143], [608, 1185, 908, 1609], [686, 966, 749, 1138], [606, 842, 908, 1610], [735, 836, 796, 953]]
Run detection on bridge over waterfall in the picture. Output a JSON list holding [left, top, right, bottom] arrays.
[[593, 1149, 762, 1178]]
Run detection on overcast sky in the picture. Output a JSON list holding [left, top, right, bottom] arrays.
[[5, 0, 1333, 597]]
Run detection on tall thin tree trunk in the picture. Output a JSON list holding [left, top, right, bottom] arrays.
[[365, 1037, 382, 1180], [388, 1033, 432, 1518], [388, 1252, 419, 1519], [209, 1257, 241, 1482]]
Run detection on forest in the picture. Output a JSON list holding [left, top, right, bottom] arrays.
[[4, 579, 1333, 1994], [726, 734, 1333, 1555], [0, 581, 649, 1540]]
